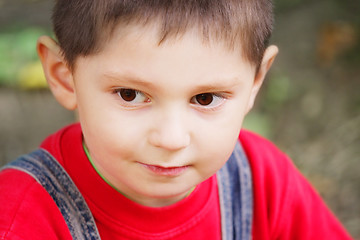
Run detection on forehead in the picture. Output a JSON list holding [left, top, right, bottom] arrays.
[[101, 20, 247, 61], [73, 22, 256, 93], [98, 23, 252, 70]]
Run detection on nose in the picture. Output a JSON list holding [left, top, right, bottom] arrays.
[[148, 109, 190, 151]]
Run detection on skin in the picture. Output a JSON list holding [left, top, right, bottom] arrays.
[[37, 24, 278, 207]]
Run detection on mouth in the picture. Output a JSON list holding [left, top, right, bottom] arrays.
[[138, 163, 189, 177]]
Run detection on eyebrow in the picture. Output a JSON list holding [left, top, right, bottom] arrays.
[[191, 78, 242, 93], [102, 72, 157, 90], [102, 71, 242, 93]]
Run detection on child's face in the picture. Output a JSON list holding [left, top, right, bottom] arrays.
[[47, 25, 273, 207]]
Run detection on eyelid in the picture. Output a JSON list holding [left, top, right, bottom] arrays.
[[191, 92, 228, 112], [112, 87, 151, 108]]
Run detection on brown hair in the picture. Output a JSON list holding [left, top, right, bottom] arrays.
[[53, 0, 274, 71]]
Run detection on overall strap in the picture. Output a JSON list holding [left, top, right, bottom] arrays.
[[2, 149, 101, 240], [217, 141, 253, 240]]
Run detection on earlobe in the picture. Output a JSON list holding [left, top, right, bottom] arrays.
[[37, 36, 77, 110], [246, 45, 279, 113]]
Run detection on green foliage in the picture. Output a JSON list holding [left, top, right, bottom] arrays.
[[243, 74, 292, 138], [263, 74, 292, 112], [274, 0, 309, 13], [0, 27, 49, 87], [268, 75, 290, 100], [243, 112, 273, 138]]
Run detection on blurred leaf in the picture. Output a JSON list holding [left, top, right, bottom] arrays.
[[14, 28, 47, 60], [243, 112, 272, 138], [264, 74, 291, 110], [17, 61, 47, 89], [0, 27, 49, 87]]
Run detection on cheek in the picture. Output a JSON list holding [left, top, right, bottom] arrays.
[[81, 109, 146, 162], [198, 106, 245, 146], [194, 112, 244, 173], [194, 135, 238, 180], [205, 125, 241, 158]]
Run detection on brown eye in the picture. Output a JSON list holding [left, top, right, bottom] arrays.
[[119, 89, 137, 101], [195, 93, 214, 106], [116, 88, 149, 105]]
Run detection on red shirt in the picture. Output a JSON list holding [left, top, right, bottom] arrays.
[[0, 124, 221, 240], [240, 132, 352, 239], [0, 123, 352, 239]]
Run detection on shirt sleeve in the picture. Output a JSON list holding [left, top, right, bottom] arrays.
[[239, 130, 353, 240]]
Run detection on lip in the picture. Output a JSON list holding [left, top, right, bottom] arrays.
[[139, 163, 189, 177]]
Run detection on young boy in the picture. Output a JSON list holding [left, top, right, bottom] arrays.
[[0, 0, 352, 239]]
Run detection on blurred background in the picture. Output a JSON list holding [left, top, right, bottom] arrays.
[[0, 0, 359, 237]]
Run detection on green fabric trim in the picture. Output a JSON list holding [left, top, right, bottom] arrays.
[[82, 141, 121, 193]]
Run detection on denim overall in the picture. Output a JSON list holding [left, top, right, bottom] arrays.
[[2, 142, 253, 240]]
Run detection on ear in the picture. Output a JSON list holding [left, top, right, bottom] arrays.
[[37, 36, 77, 110], [246, 45, 278, 113]]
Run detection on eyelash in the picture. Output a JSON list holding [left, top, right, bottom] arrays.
[[190, 93, 227, 111], [113, 88, 150, 108], [113, 88, 227, 111]]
